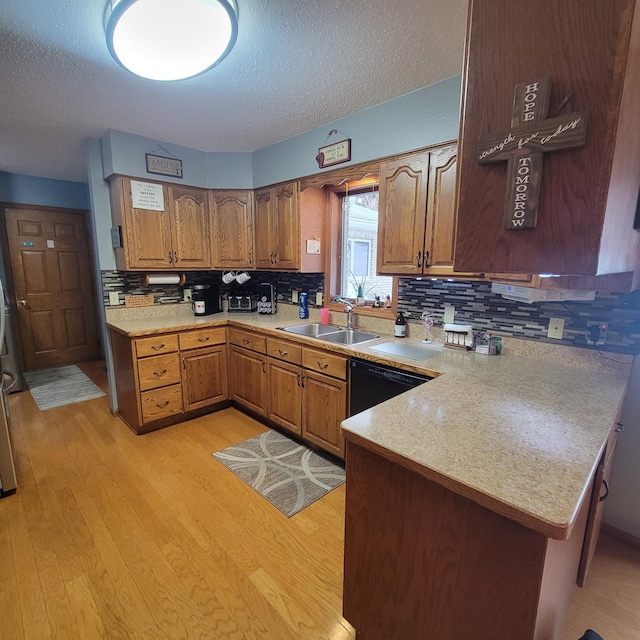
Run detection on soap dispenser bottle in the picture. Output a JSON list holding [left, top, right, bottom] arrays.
[[299, 291, 309, 319]]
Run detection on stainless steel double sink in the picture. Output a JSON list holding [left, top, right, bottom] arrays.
[[277, 323, 380, 346]]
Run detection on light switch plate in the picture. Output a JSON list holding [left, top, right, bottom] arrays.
[[108, 292, 120, 306], [292, 290, 299, 303], [547, 317, 565, 339], [315, 292, 323, 306]]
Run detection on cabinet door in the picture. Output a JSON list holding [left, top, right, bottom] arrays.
[[254, 188, 275, 269], [267, 358, 302, 434], [115, 178, 173, 270], [377, 152, 429, 275], [302, 370, 347, 458], [272, 182, 300, 270], [168, 185, 211, 269], [424, 144, 459, 276], [228, 345, 267, 416], [181, 346, 228, 412], [211, 190, 254, 269], [577, 422, 621, 586]]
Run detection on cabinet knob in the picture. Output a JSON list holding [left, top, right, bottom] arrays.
[[317, 361, 328, 369], [150, 343, 165, 351], [615, 422, 624, 432], [153, 369, 167, 376], [173, 251, 178, 263], [198, 336, 210, 342], [156, 400, 170, 409], [416, 251, 422, 268], [242, 338, 250, 345], [278, 349, 288, 356], [423, 250, 430, 268], [168, 251, 173, 264]]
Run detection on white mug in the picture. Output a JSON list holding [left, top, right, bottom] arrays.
[[222, 270, 236, 284], [236, 271, 251, 284]]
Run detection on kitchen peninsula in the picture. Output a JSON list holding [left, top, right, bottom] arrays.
[[340, 344, 629, 640]]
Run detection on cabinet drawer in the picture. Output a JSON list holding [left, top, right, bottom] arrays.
[[137, 353, 181, 392], [179, 327, 225, 351], [135, 334, 179, 358], [302, 348, 347, 380], [267, 338, 302, 365], [228, 328, 266, 353], [140, 384, 183, 423]]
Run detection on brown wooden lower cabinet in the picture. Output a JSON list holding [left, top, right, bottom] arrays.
[[181, 345, 228, 412], [267, 358, 302, 434], [109, 326, 228, 434], [343, 440, 591, 640], [228, 344, 268, 417], [302, 370, 347, 458]]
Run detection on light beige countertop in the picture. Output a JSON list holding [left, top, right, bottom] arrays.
[[106, 303, 632, 540]]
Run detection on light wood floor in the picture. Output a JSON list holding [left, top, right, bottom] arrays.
[[2, 361, 639, 639]]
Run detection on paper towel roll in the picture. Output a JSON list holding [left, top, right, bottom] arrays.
[[144, 273, 186, 286]]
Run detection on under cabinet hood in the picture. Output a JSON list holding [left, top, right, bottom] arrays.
[[491, 283, 596, 304]]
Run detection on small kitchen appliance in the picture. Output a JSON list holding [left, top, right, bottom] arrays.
[[257, 283, 277, 314], [227, 295, 258, 313], [191, 284, 222, 316]]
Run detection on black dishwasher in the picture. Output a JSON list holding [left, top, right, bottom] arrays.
[[349, 358, 432, 416]]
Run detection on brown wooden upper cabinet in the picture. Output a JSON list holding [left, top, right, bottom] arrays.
[[254, 181, 325, 272], [109, 177, 211, 270], [210, 190, 254, 269], [377, 144, 476, 278], [454, 0, 640, 279]]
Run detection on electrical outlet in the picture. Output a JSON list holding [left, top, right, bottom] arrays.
[[586, 321, 608, 346], [183, 288, 192, 302], [315, 292, 323, 306], [292, 290, 299, 303], [443, 305, 455, 324], [547, 317, 565, 339], [108, 291, 120, 306]]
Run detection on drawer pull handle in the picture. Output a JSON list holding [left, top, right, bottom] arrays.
[[317, 361, 329, 369], [243, 338, 250, 345], [615, 422, 624, 433], [278, 349, 288, 356], [198, 336, 210, 342], [153, 369, 167, 376], [150, 344, 165, 351], [156, 400, 169, 409], [599, 479, 610, 502]]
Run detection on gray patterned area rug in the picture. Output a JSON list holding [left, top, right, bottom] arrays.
[[24, 365, 105, 410], [213, 430, 345, 517]]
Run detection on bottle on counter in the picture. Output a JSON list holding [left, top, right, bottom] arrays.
[[394, 311, 407, 338], [299, 291, 309, 319]]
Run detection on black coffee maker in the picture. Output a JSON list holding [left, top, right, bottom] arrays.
[[191, 284, 222, 316]]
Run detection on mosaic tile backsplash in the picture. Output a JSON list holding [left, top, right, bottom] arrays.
[[101, 271, 640, 355]]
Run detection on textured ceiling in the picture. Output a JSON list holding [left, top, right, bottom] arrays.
[[0, 0, 467, 183]]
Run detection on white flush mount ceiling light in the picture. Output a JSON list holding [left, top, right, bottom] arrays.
[[105, 0, 238, 81]]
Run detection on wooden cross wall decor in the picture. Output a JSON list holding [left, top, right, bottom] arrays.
[[477, 77, 587, 230]]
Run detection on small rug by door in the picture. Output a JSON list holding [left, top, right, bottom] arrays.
[[212, 430, 345, 517], [24, 365, 105, 410]]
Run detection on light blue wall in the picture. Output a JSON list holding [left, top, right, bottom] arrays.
[[101, 129, 209, 187], [251, 75, 462, 187], [0, 171, 89, 210], [205, 152, 253, 188]]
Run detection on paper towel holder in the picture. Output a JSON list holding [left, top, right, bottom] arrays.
[[144, 273, 186, 287]]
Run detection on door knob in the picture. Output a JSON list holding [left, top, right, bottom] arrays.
[[18, 298, 27, 306]]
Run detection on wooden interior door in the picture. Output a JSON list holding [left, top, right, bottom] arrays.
[[4, 207, 100, 370]]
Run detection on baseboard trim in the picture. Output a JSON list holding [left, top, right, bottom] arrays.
[[601, 523, 640, 551]]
